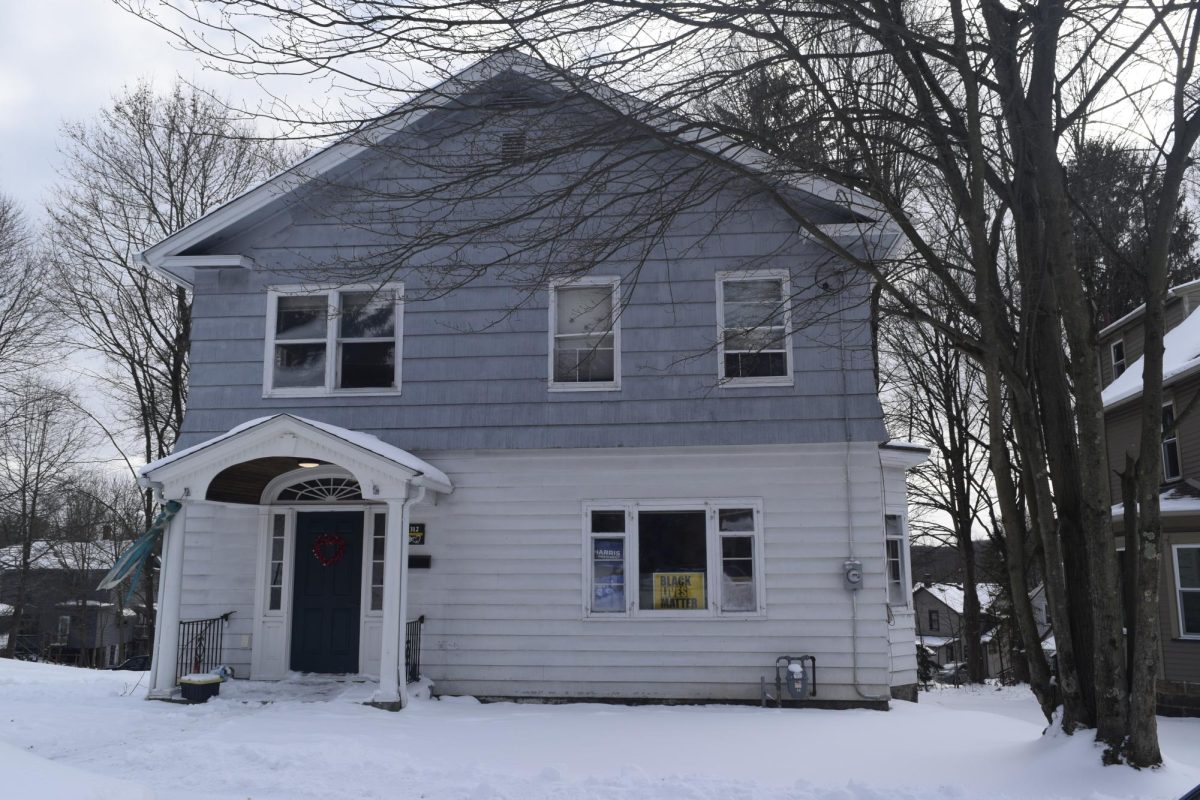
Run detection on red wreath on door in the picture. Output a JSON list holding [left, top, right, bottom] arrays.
[[312, 533, 348, 567]]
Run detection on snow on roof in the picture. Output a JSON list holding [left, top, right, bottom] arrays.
[[1102, 305, 1200, 408], [140, 414, 452, 492], [917, 635, 956, 648], [918, 582, 1002, 614], [1098, 276, 1200, 338], [0, 603, 13, 617], [1111, 483, 1200, 517]]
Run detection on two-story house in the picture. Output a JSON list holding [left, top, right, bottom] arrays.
[[1100, 281, 1200, 716], [133, 53, 927, 709]]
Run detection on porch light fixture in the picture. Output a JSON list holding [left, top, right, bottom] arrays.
[[297, 460, 321, 469]]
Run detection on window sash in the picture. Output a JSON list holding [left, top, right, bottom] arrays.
[[1163, 402, 1182, 481], [717, 272, 792, 384], [582, 501, 762, 618], [266, 286, 402, 394], [267, 513, 286, 612], [1111, 340, 1126, 377], [885, 515, 908, 607], [369, 512, 386, 612], [1176, 546, 1200, 638], [550, 280, 620, 388]]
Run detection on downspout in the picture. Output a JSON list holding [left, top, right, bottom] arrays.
[[836, 274, 890, 704]]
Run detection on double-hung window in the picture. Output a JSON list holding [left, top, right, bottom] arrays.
[[928, 610, 940, 631], [549, 278, 620, 390], [717, 271, 792, 385], [885, 514, 908, 606], [1111, 339, 1126, 378], [266, 285, 402, 395], [1175, 545, 1200, 638], [584, 500, 764, 618], [1163, 401, 1182, 482]]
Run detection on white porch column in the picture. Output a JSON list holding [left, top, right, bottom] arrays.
[[148, 503, 187, 699], [375, 492, 413, 708]]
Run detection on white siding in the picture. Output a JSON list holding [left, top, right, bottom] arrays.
[[178, 501, 259, 678], [401, 442, 895, 702]]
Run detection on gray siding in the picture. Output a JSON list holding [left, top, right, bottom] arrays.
[[1163, 528, 1200, 684], [177, 90, 887, 454]]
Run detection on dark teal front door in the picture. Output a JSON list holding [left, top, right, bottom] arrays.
[[291, 511, 363, 674]]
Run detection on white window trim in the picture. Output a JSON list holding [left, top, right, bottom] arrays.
[[1163, 399, 1182, 482], [263, 283, 404, 398], [1111, 338, 1126, 378], [547, 276, 622, 392], [715, 270, 794, 388], [1173, 544, 1200, 640], [580, 498, 766, 620], [885, 513, 912, 609]]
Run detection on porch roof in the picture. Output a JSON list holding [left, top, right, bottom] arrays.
[[140, 414, 452, 495]]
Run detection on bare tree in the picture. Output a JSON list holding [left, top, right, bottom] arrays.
[[0, 382, 95, 659], [47, 80, 289, 469], [881, 303, 994, 684], [0, 194, 51, 390]]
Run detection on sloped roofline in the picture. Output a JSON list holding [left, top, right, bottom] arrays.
[[1097, 276, 1200, 338], [139, 50, 890, 277]]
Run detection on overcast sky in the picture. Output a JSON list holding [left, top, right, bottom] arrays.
[[0, 0, 293, 217]]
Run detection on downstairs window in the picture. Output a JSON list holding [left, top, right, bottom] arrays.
[[584, 501, 763, 617]]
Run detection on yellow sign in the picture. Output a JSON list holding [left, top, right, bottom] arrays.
[[652, 572, 706, 610]]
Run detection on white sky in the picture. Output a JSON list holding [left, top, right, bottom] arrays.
[[0, 1, 310, 469], [0, 0, 307, 216]]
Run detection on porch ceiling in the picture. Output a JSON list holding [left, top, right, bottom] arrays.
[[206, 457, 332, 504]]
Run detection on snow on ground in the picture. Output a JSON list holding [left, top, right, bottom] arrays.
[[2, 660, 1199, 800]]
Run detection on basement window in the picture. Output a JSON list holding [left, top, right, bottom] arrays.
[[265, 285, 402, 396], [583, 501, 763, 618]]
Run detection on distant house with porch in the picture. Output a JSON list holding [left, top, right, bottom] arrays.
[[135, 53, 927, 709]]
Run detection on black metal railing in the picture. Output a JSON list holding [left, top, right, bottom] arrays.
[[177, 612, 233, 683], [404, 616, 424, 684]]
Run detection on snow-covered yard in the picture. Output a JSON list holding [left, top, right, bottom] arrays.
[[2, 660, 1198, 800]]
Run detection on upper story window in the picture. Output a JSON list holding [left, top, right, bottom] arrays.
[[549, 278, 620, 391], [1111, 339, 1126, 378], [584, 500, 764, 618], [717, 271, 793, 386], [928, 609, 940, 631], [1174, 545, 1200, 638], [265, 286, 402, 396], [1163, 401, 1182, 482]]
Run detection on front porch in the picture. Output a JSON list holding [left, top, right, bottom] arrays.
[[138, 414, 452, 709]]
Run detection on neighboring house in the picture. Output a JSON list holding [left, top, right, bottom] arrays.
[[134, 53, 928, 709], [912, 582, 1009, 677], [0, 541, 144, 666], [1100, 281, 1200, 716]]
